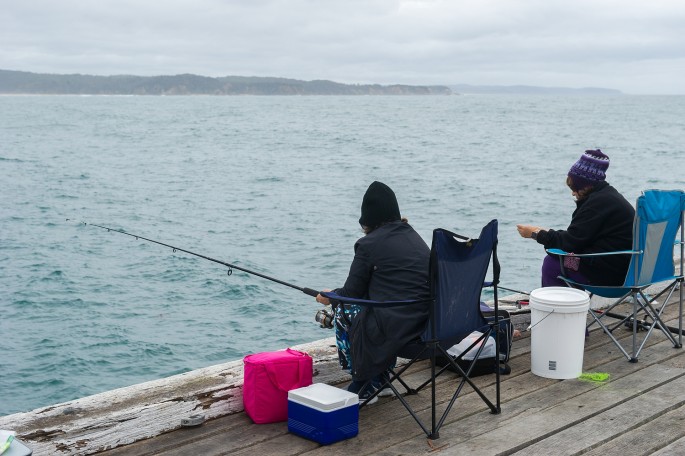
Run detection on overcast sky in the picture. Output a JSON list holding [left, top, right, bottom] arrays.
[[2, 0, 684, 94]]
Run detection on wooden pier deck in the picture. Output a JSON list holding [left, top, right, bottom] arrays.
[[100, 295, 684, 456], [3, 291, 683, 456]]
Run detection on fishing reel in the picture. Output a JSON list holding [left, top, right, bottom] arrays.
[[315, 308, 335, 329]]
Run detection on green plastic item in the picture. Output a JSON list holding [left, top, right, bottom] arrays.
[[578, 372, 610, 383]]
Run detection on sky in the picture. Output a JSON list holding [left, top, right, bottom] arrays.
[[2, 0, 684, 94]]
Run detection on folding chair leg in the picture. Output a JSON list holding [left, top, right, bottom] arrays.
[[589, 286, 681, 363], [379, 347, 436, 438], [384, 338, 502, 441], [679, 278, 683, 349], [636, 290, 680, 349], [588, 305, 635, 362]]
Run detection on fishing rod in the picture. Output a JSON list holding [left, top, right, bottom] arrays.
[[68, 220, 321, 298], [498, 286, 530, 296], [600, 310, 684, 336]]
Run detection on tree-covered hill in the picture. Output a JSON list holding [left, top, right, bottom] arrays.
[[0, 70, 453, 95]]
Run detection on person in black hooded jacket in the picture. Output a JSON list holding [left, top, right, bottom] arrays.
[[315, 181, 430, 403], [517, 149, 635, 287]]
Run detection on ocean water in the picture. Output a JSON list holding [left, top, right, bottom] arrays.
[[1, 94, 683, 416]]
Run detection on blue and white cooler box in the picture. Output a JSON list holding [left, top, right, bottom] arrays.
[[287, 383, 359, 445]]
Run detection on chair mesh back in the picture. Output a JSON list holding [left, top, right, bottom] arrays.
[[422, 220, 498, 348], [625, 190, 684, 286]]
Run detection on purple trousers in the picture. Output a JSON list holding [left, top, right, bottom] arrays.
[[541, 254, 589, 287]]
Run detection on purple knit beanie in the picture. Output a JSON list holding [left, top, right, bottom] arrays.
[[567, 149, 610, 191]]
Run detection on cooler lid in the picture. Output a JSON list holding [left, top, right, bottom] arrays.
[[288, 383, 358, 411]]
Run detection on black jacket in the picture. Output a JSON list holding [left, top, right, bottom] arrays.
[[335, 221, 430, 380], [536, 182, 635, 285]]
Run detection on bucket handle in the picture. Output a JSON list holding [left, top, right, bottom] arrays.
[[526, 309, 555, 332]]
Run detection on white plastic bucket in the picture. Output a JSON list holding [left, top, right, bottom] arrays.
[[529, 287, 590, 379]]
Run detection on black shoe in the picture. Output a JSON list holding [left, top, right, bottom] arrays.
[[358, 385, 379, 405], [376, 386, 395, 397], [346, 380, 366, 394], [371, 374, 395, 397], [348, 380, 378, 405]]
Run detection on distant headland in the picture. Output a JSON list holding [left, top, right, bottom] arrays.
[[0, 69, 623, 96], [0, 70, 622, 95], [0, 69, 452, 96], [449, 83, 622, 95]]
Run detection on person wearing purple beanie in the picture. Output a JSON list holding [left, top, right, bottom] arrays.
[[517, 149, 635, 287]]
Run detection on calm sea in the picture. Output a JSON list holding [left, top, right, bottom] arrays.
[[1, 94, 683, 415]]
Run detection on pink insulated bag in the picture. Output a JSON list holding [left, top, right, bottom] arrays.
[[243, 348, 313, 424]]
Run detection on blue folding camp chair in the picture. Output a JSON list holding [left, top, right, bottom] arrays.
[[323, 219, 507, 439], [548, 189, 684, 362]]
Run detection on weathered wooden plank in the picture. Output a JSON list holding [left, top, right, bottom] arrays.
[[577, 404, 685, 456], [96, 334, 684, 456], [90, 338, 472, 456], [509, 377, 685, 455], [72, 308, 685, 456], [92, 306, 584, 456], [356, 302, 675, 434], [160, 418, 319, 456], [0, 337, 344, 456], [328, 341, 684, 456], [329, 308, 677, 456], [105, 334, 547, 456], [100, 413, 279, 456], [95, 355, 464, 456], [651, 435, 685, 456], [433, 364, 684, 455], [219, 333, 673, 456], [6, 289, 681, 456], [98, 284, 684, 455]]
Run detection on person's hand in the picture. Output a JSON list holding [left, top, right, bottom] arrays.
[[516, 224, 541, 239], [316, 288, 332, 306]]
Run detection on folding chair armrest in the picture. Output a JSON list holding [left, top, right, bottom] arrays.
[[320, 291, 427, 308], [546, 248, 642, 257]]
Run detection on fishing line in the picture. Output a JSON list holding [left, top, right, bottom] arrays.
[[498, 286, 530, 296], [68, 220, 321, 297]]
